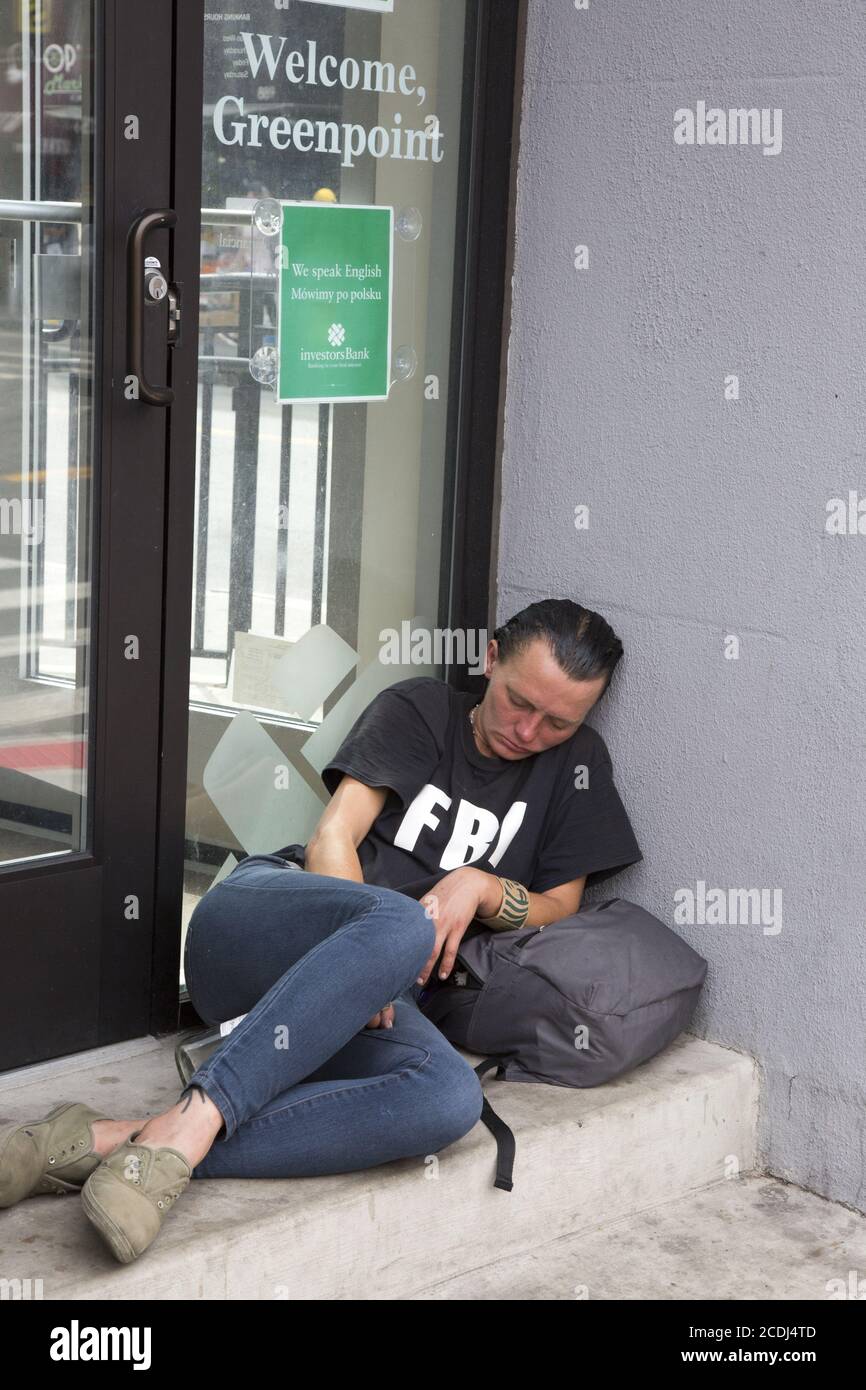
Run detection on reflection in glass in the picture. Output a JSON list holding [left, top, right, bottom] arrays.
[[0, 0, 95, 865], [182, 0, 469, 964]]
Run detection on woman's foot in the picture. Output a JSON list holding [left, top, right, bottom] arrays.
[[129, 1086, 225, 1170], [0, 1103, 116, 1205], [90, 1118, 146, 1159]]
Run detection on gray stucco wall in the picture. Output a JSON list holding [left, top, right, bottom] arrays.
[[495, 0, 866, 1212]]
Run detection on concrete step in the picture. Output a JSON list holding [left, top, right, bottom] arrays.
[[409, 1172, 866, 1300], [0, 1031, 758, 1300]]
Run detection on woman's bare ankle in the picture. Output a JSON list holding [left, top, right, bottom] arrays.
[[90, 1118, 145, 1158], [133, 1088, 225, 1167]]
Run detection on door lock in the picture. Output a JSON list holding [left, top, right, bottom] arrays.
[[166, 282, 181, 344], [127, 207, 178, 406], [144, 256, 181, 342], [144, 255, 168, 302]]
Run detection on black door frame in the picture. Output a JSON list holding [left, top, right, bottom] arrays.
[[139, 0, 525, 1037], [441, 0, 525, 702], [0, 0, 180, 1070], [148, 0, 204, 1038]]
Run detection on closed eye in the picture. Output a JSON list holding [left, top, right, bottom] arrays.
[[509, 689, 570, 732]]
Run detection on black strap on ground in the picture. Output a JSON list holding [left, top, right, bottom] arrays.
[[475, 1056, 516, 1191]]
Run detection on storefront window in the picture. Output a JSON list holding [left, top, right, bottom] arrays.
[[182, 0, 471, 946]]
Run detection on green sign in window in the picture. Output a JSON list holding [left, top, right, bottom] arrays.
[[277, 202, 393, 403]]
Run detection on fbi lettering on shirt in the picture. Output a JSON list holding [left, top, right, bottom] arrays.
[[393, 782, 527, 871]]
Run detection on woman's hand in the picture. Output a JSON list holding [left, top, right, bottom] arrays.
[[365, 867, 497, 1019], [415, 866, 494, 987], [365, 1003, 395, 1029]]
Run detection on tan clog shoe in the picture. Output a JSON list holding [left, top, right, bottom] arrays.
[[81, 1134, 192, 1264], [0, 1101, 111, 1207]]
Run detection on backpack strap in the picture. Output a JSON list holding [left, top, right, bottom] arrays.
[[475, 1057, 516, 1192]]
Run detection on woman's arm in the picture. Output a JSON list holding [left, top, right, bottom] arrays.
[[472, 870, 587, 928], [303, 775, 388, 882], [303, 775, 397, 1029], [414, 868, 588, 985]]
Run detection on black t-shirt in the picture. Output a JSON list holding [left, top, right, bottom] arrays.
[[275, 677, 642, 921]]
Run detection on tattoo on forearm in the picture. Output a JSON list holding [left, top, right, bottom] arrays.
[[497, 878, 530, 926], [479, 876, 531, 928]]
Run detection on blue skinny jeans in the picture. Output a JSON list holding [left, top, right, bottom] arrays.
[[181, 854, 484, 1179]]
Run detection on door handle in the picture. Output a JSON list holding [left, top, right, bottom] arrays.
[[127, 207, 177, 406]]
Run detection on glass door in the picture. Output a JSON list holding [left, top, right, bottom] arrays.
[[179, 0, 485, 961], [0, 2, 96, 863], [0, 0, 186, 1069], [0, 0, 518, 1062]]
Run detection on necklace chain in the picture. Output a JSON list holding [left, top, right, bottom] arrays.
[[469, 701, 483, 752]]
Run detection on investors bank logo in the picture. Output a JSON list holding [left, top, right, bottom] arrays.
[[277, 202, 392, 404]]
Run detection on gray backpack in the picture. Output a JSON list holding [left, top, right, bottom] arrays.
[[418, 897, 708, 1192]]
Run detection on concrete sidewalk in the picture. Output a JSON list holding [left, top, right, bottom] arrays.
[[410, 1173, 866, 1300], [0, 1028, 824, 1300]]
